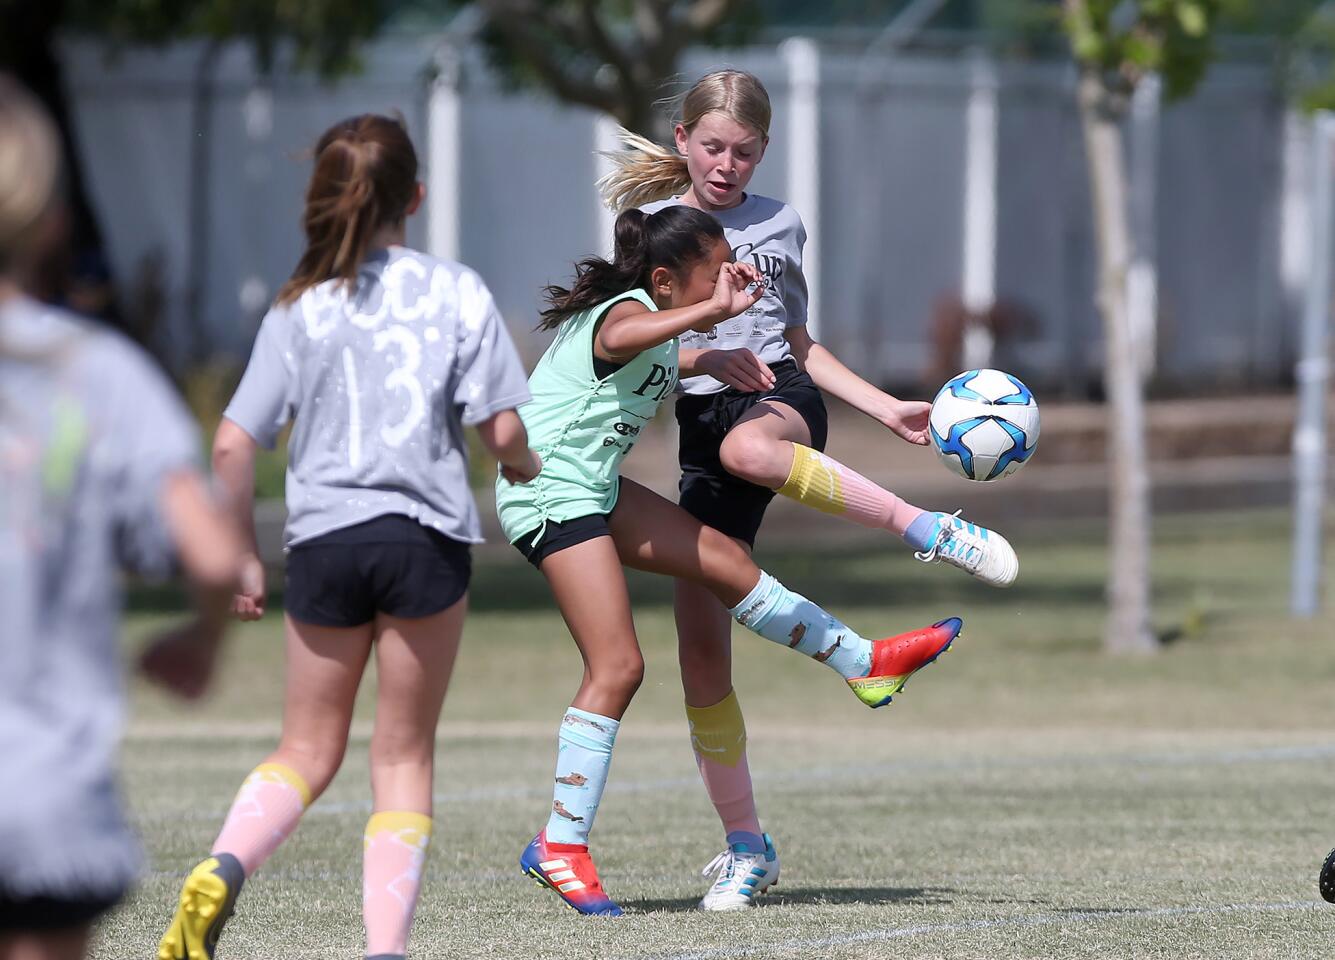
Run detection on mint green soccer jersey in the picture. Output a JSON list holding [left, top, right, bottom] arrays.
[[495, 289, 678, 542]]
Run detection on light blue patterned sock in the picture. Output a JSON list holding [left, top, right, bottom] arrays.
[[545, 707, 619, 845], [730, 572, 873, 680]]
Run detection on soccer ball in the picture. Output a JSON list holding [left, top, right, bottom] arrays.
[[929, 369, 1040, 482]]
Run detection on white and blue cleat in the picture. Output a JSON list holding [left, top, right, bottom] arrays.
[[698, 834, 780, 912], [915, 509, 1018, 588]]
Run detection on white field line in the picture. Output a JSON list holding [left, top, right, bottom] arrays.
[[128, 741, 1335, 823], [123, 721, 1335, 747], [631, 900, 1325, 960]]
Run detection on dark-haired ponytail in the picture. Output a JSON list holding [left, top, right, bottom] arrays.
[[539, 206, 725, 329], [611, 208, 647, 270], [277, 114, 418, 306]]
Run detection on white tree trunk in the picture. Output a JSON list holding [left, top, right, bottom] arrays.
[[1076, 71, 1157, 654]]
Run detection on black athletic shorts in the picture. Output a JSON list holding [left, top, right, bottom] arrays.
[[0, 888, 124, 931], [513, 513, 611, 568], [675, 358, 829, 547], [285, 513, 471, 627]]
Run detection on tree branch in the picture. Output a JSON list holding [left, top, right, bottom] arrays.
[[683, 0, 737, 33], [576, 0, 637, 90], [650, 0, 742, 76], [478, 0, 622, 117]]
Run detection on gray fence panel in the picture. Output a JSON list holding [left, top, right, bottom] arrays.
[[849, 58, 969, 385], [58, 36, 1300, 394], [1157, 66, 1284, 386], [994, 62, 1099, 393], [455, 64, 601, 364]]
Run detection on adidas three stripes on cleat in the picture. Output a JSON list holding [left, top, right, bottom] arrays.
[[916, 510, 1019, 587], [699, 834, 780, 911], [519, 830, 623, 917]]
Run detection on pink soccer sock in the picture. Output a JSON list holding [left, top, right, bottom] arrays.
[[363, 811, 433, 957], [695, 752, 762, 838], [211, 762, 312, 876], [778, 444, 926, 537], [685, 691, 762, 838]]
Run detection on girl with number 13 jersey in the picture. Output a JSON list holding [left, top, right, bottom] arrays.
[[157, 114, 540, 960]]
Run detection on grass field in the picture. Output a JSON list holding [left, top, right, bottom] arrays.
[[98, 510, 1335, 959]]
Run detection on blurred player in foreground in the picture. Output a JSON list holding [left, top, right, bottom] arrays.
[[0, 75, 239, 960], [156, 114, 537, 960]]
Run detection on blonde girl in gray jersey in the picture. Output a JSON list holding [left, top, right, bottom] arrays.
[[599, 69, 1022, 910], [0, 76, 239, 960], [156, 115, 539, 960]]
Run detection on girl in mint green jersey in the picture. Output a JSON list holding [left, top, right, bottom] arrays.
[[498, 204, 963, 917]]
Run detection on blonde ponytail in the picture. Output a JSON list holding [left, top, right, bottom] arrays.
[[596, 127, 692, 213]]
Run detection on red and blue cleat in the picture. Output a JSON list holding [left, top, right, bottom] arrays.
[[520, 830, 624, 916], [847, 617, 962, 708]]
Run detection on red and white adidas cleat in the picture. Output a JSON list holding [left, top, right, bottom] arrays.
[[519, 830, 623, 916]]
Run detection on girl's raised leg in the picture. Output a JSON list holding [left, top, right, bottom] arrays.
[[721, 401, 1017, 587], [609, 478, 962, 707]]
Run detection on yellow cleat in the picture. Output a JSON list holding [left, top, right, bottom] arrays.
[[157, 854, 244, 960]]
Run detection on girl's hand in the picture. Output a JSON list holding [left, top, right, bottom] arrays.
[[880, 398, 933, 445], [231, 552, 266, 621], [138, 618, 223, 700], [501, 450, 542, 485], [695, 348, 776, 393], [710, 261, 766, 319]]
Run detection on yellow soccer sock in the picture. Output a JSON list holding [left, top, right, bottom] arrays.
[[686, 690, 761, 837]]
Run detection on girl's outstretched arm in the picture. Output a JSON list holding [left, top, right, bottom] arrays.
[[212, 418, 268, 619], [787, 325, 931, 446], [597, 262, 765, 362]]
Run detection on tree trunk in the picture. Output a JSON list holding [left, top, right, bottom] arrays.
[[1075, 70, 1157, 655]]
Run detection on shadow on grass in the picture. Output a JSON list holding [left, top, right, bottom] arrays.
[[627, 885, 960, 913], [464, 545, 1117, 615], [124, 541, 1225, 624]]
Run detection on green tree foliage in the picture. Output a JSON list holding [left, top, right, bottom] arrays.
[[438, 0, 762, 136], [1061, 0, 1222, 99], [1271, 3, 1335, 112], [54, 0, 393, 75]]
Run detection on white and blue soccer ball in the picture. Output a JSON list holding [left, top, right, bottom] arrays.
[[929, 369, 1040, 482]]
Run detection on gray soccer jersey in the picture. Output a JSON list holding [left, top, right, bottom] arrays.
[[0, 295, 201, 899], [224, 247, 531, 547], [641, 194, 809, 395]]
